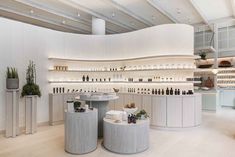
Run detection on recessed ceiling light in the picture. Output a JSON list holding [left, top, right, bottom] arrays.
[[30, 10, 34, 14], [62, 20, 66, 24], [111, 12, 115, 17], [77, 12, 80, 17]]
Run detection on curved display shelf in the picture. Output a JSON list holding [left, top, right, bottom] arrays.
[[48, 80, 201, 84], [49, 68, 196, 73], [48, 55, 199, 63]]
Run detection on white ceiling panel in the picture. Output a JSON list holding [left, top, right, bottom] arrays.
[[0, 0, 234, 34], [109, 0, 172, 25], [191, 0, 233, 21], [151, 0, 203, 24]]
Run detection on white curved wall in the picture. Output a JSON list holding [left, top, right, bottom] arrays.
[[0, 17, 194, 131], [54, 24, 194, 60]]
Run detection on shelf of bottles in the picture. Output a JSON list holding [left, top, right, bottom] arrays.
[[217, 69, 235, 88], [51, 86, 194, 96], [48, 56, 197, 94]]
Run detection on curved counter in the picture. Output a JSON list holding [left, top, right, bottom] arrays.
[[151, 94, 202, 129], [107, 93, 202, 129]]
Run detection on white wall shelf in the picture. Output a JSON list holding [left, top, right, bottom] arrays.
[[48, 55, 200, 62], [49, 68, 196, 73], [49, 54, 196, 94], [48, 81, 201, 84]]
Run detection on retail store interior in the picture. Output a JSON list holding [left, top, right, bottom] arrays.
[[0, 0, 235, 157]]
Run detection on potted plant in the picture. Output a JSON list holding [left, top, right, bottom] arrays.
[[135, 110, 149, 120], [21, 61, 41, 97], [199, 52, 206, 60], [21, 61, 41, 134], [6, 67, 19, 89]]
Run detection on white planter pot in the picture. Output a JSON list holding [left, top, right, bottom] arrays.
[[6, 78, 19, 89], [25, 96, 37, 134]]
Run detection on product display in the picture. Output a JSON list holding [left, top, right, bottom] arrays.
[[219, 60, 232, 67], [217, 69, 235, 88], [127, 114, 136, 124], [54, 65, 68, 71]]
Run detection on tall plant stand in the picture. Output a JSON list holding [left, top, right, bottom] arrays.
[[25, 95, 37, 134], [6, 89, 20, 138]]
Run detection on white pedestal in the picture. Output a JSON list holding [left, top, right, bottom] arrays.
[[5, 89, 20, 138], [103, 118, 149, 154], [65, 109, 98, 154], [25, 96, 37, 134]]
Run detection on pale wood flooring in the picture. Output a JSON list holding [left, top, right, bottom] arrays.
[[0, 108, 235, 157]]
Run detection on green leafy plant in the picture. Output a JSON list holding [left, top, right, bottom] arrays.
[[6, 67, 18, 79], [21, 61, 41, 97], [135, 109, 149, 120], [199, 52, 206, 60]]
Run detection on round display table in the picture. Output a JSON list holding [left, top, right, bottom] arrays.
[[103, 118, 149, 154], [64, 109, 98, 155], [79, 94, 119, 138]]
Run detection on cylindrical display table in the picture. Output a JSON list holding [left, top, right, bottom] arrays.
[[79, 94, 119, 138], [64, 109, 98, 155], [103, 118, 149, 154]]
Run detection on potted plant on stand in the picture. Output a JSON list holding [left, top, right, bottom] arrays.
[[5, 67, 20, 137], [21, 61, 41, 134], [6, 67, 19, 89]]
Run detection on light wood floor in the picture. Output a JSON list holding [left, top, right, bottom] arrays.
[[1, 108, 235, 157]]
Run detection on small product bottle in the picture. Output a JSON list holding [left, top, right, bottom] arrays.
[[155, 89, 158, 95], [170, 88, 173, 95], [177, 89, 180, 95], [128, 115, 131, 124], [158, 89, 161, 95], [152, 89, 155, 95], [161, 89, 164, 95], [82, 75, 85, 82], [133, 115, 136, 124], [174, 89, 177, 95], [86, 75, 89, 82], [166, 88, 169, 95], [53, 88, 55, 94]]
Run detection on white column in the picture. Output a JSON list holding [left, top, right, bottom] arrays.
[[213, 24, 218, 89], [92, 17, 105, 35]]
